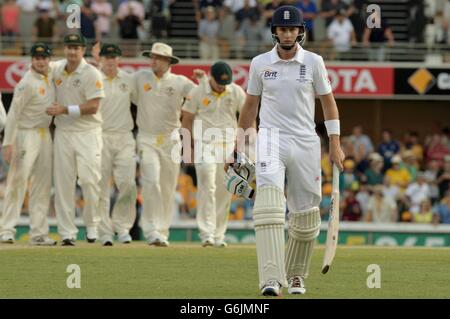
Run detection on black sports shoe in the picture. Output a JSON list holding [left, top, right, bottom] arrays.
[[61, 238, 76, 246]]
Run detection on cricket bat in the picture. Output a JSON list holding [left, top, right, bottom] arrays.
[[321, 164, 340, 274]]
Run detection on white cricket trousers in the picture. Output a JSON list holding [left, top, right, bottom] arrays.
[[54, 127, 103, 240], [195, 161, 232, 242], [0, 128, 52, 239], [98, 131, 137, 239], [138, 133, 180, 241]]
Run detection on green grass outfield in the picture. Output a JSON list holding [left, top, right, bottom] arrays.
[[1, 243, 449, 299]]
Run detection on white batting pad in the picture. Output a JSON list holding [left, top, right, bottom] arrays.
[[253, 185, 288, 288], [285, 207, 321, 278]]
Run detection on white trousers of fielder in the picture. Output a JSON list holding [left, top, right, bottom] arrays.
[[0, 128, 52, 240], [138, 132, 180, 242], [98, 131, 137, 240], [54, 127, 103, 240]]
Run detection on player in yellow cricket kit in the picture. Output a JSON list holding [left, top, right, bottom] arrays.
[[46, 34, 105, 246], [0, 93, 6, 129], [0, 43, 56, 245], [182, 62, 246, 247], [225, 6, 345, 296], [96, 43, 138, 246], [134, 42, 195, 246]]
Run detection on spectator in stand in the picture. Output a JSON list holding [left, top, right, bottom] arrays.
[[377, 129, 400, 170], [261, 0, 286, 48], [118, 1, 143, 40], [224, 0, 257, 13], [382, 175, 400, 204], [321, 143, 332, 182], [348, 125, 374, 163], [327, 8, 357, 59], [147, 0, 170, 39], [413, 198, 434, 224], [198, 6, 220, 60], [91, 0, 113, 39], [346, 0, 366, 42], [405, 172, 430, 213], [385, 155, 411, 190], [32, 5, 57, 42], [363, 152, 384, 186], [402, 131, 424, 165], [234, 0, 262, 59], [319, 182, 332, 221], [117, 0, 145, 22], [424, 159, 441, 204], [342, 158, 358, 191], [320, 0, 347, 28], [80, 0, 98, 41], [437, 155, 450, 198], [1, 0, 20, 37], [295, 0, 318, 41], [426, 10, 449, 45], [433, 190, 450, 224], [356, 182, 370, 217], [342, 189, 362, 221], [402, 150, 419, 182], [199, 0, 224, 11], [362, 9, 395, 61], [408, 0, 426, 43], [426, 133, 450, 168], [217, 5, 235, 58], [365, 185, 398, 223]]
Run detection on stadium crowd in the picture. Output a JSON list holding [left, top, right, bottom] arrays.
[[0, 1, 449, 59]]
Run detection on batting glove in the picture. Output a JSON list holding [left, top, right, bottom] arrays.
[[224, 166, 255, 199]]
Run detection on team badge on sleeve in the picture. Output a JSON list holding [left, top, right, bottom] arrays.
[[202, 98, 210, 107], [95, 80, 103, 89]]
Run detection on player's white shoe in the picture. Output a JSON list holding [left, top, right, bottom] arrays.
[[0, 233, 14, 244], [118, 233, 132, 244], [86, 227, 98, 243], [29, 236, 57, 246], [214, 240, 227, 248], [101, 235, 114, 246], [288, 276, 306, 294], [201, 238, 214, 247], [261, 280, 282, 297]]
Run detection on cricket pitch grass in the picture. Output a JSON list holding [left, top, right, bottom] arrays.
[[1, 243, 449, 299]]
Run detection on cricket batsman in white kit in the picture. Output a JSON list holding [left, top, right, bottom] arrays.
[[0, 43, 56, 245], [225, 6, 345, 296], [96, 43, 138, 246], [135, 43, 195, 246], [46, 34, 105, 246], [181, 61, 246, 247]]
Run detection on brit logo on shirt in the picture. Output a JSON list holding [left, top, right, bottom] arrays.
[[263, 69, 278, 80], [296, 64, 307, 82]]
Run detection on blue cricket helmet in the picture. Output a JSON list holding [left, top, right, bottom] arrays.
[[271, 5, 306, 44]]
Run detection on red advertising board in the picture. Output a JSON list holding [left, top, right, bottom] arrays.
[[0, 58, 394, 97]]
